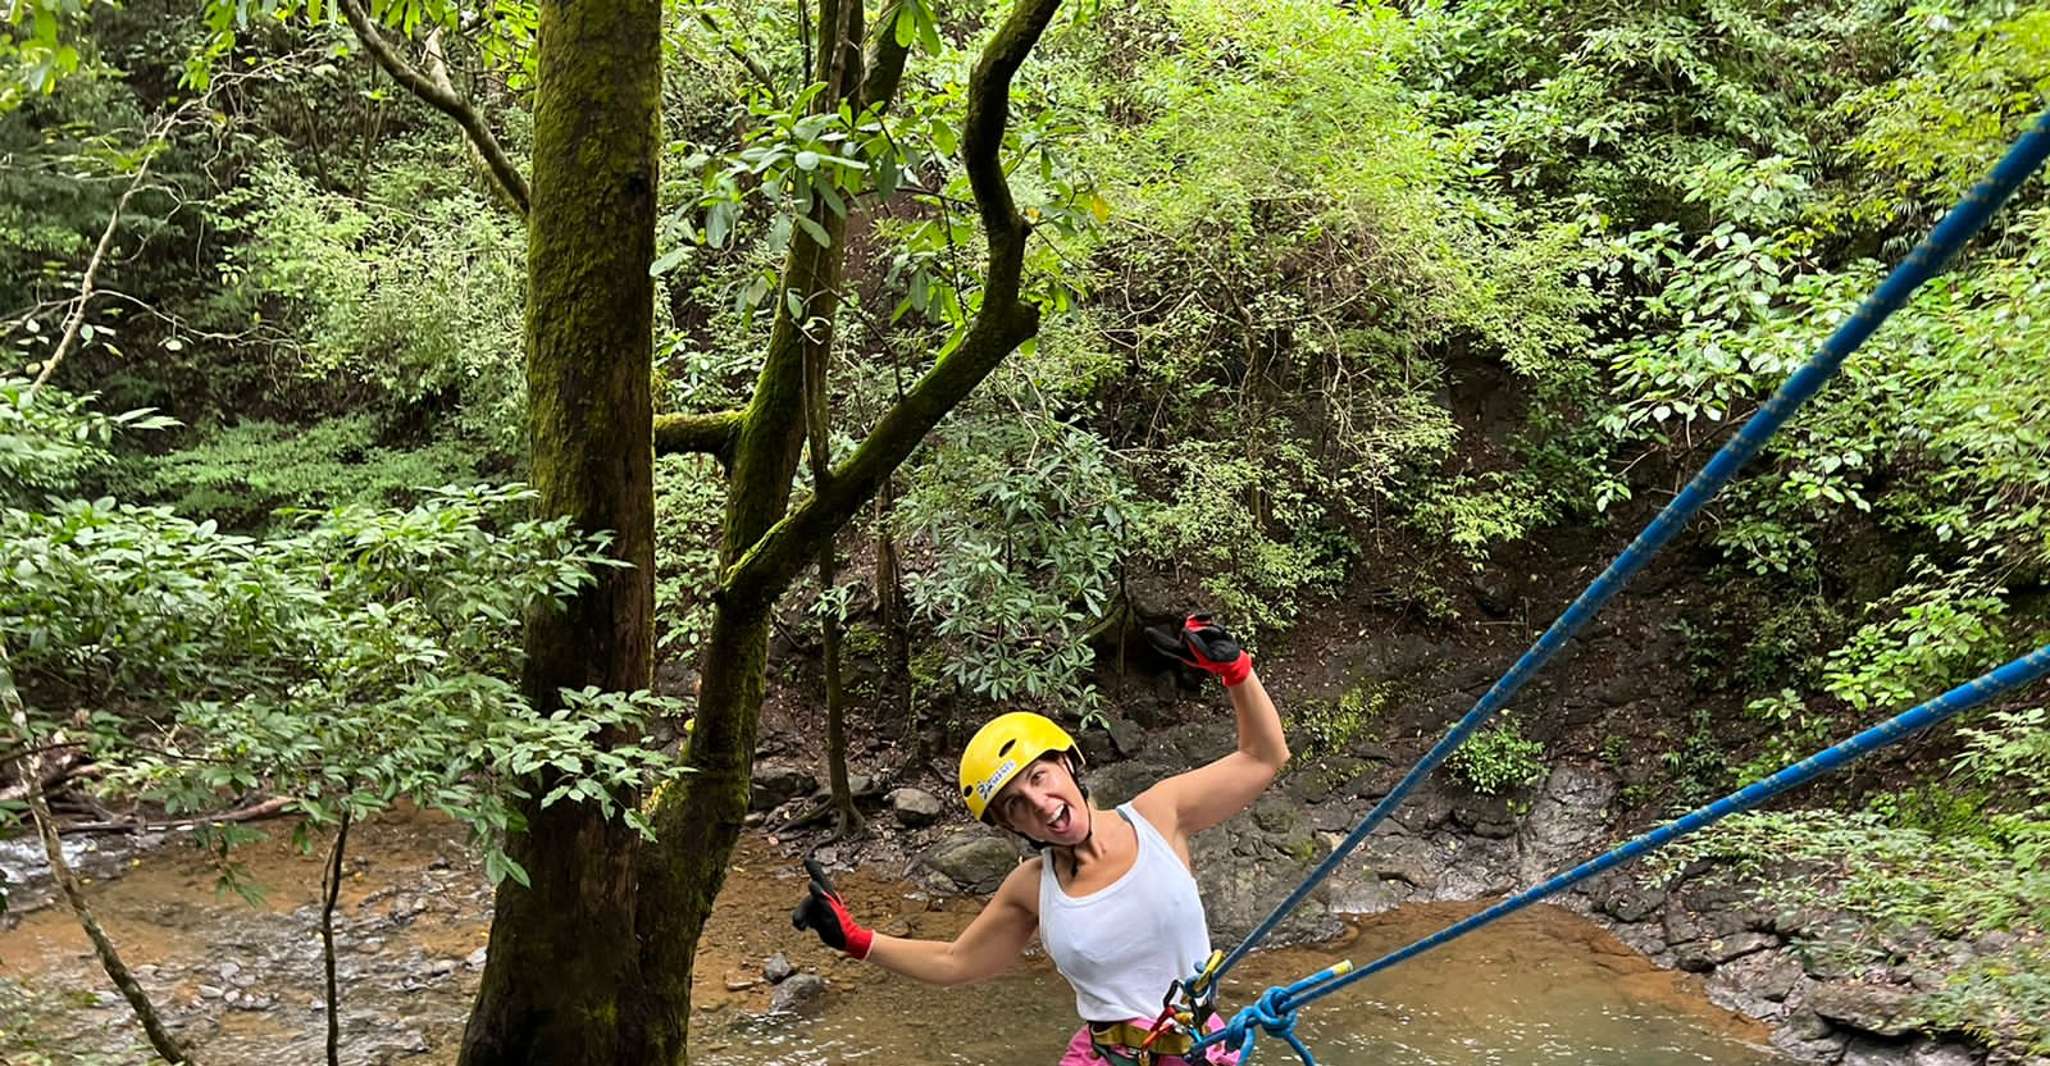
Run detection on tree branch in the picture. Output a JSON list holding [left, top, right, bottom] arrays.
[[653, 409, 745, 467], [858, 0, 912, 113], [719, 0, 1061, 611], [3, 647, 194, 1064], [32, 144, 157, 389], [338, 0, 531, 217], [694, 10, 779, 96]]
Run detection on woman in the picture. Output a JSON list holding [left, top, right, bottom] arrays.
[[793, 613, 1289, 1065]]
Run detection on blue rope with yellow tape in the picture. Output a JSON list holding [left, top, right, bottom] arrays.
[[1175, 106, 2050, 1064]]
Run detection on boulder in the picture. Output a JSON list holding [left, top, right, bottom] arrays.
[[1707, 948, 1805, 1019], [1358, 835, 1447, 890], [886, 788, 944, 828], [1191, 809, 1339, 945], [1907, 1038, 1981, 1066], [1592, 875, 1666, 924], [750, 762, 817, 813], [1675, 931, 1779, 972], [1809, 981, 1922, 1038], [768, 973, 829, 1017], [1843, 1035, 1917, 1066], [920, 831, 1020, 894]]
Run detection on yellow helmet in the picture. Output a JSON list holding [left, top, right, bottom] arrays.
[[958, 711, 1080, 823]]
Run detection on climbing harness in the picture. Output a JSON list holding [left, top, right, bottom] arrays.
[[1155, 106, 2050, 1065], [1091, 1020, 1196, 1063]]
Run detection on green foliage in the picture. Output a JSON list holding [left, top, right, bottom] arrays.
[[0, 379, 174, 506], [1654, 809, 2048, 941], [1657, 707, 1730, 807], [896, 404, 1136, 719], [1450, 711, 1546, 794], [653, 453, 725, 661], [0, 0, 91, 108], [1, 482, 682, 885], [1137, 437, 1353, 636], [128, 414, 483, 526], [1920, 944, 2050, 1056], [208, 155, 527, 456], [1290, 678, 1388, 760], [1957, 706, 2050, 807]]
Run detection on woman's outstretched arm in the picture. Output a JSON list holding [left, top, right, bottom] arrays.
[[797, 857, 1041, 987]]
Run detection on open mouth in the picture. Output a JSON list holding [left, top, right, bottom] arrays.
[[1047, 803, 1073, 836]]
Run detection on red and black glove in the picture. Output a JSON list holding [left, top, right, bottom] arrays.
[[1148, 612, 1253, 687], [791, 857, 873, 960]]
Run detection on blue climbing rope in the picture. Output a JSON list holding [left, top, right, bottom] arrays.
[[1195, 105, 2050, 997], [1192, 642, 2050, 1063]]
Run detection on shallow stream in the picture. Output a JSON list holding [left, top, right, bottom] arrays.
[[0, 811, 1781, 1065]]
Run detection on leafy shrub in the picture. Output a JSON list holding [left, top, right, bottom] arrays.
[[129, 414, 482, 527], [0, 379, 173, 505], [2, 482, 680, 888], [1451, 712, 1546, 794], [1291, 678, 1390, 759], [897, 408, 1136, 719]]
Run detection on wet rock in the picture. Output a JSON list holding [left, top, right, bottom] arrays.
[[1795, 939, 1869, 981], [1675, 931, 1779, 973], [763, 952, 795, 984], [725, 973, 759, 992], [1389, 789, 1455, 833], [750, 761, 818, 813], [427, 956, 458, 979], [1250, 795, 1312, 852], [1100, 716, 1145, 759], [1516, 765, 1616, 883], [768, 973, 829, 1017], [919, 830, 1020, 894], [466, 947, 488, 971], [887, 788, 944, 828], [1085, 760, 1155, 809], [1708, 948, 1805, 1017], [1844, 1035, 1918, 1066], [198, 984, 225, 1000], [1809, 981, 1921, 1038], [1907, 1038, 1981, 1066], [227, 991, 276, 1011], [1592, 876, 1666, 923], [1359, 835, 1446, 889]]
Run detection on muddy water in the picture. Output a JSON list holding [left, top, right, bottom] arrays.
[[0, 812, 1779, 1065]]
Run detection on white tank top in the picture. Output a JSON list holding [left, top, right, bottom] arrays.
[[1038, 803, 1213, 1022]]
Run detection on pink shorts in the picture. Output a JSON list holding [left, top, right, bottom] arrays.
[[1057, 1014, 1241, 1065]]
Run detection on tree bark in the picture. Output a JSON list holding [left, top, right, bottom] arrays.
[[321, 809, 352, 1066], [455, 0, 661, 1060]]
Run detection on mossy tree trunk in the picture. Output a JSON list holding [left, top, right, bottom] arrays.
[[634, 1, 1061, 1060], [456, 0, 662, 1060], [454, 0, 1060, 1059]]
